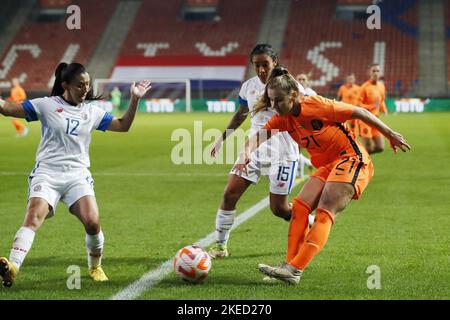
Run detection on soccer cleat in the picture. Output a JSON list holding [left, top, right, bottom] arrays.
[[207, 243, 229, 259], [262, 276, 279, 283], [258, 263, 302, 285], [262, 262, 287, 282], [0, 257, 18, 288], [89, 266, 109, 282]]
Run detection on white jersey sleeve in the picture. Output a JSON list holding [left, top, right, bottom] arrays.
[[90, 104, 114, 132], [238, 81, 249, 107], [22, 98, 46, 122], [305, 87, 317, 96]]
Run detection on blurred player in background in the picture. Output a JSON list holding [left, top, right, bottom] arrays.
[[110, 86, 122, 116], [233, 66, 410, 285], [0, 62, 151, 287], [357, 64, 388, 154], [296, 73, 317, 96], [8, 78, 29, 137], [208, 44, 311, 259], [337, 73, 360, 135]]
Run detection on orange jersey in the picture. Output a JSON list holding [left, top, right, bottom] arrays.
[[357, 80, 387, 116], [337, 83, 360, 105], [264, 95, 370, 168], [10, 85, 27, 103]]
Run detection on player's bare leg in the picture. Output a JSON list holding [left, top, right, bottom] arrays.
[[360, 137, 374, 154], [209, 174, 252, 258], [1, 198, 49, 287], [371, 135, 385, 154], [70, 196, 108, 281]]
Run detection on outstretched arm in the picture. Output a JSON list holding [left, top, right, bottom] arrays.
[[107, 80, 151, 132], [210, 104, 249, 158], [233, 129, 273, 175], [0, 99, 26, 118], [351, 107, 410, 154]]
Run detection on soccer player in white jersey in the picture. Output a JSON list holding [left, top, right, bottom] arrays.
[[296, 73, 317, 96], [0, 62, 151, 287], [208, 44, 310, 258]]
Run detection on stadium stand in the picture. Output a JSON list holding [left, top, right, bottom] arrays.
[[0, 0, 117, 92], [281, 0, 418, 96], [119, 0, 264, 57], [2, 0, 448, 98]]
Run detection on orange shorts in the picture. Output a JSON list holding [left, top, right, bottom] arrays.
[[358, 120, 383, 138], [311, 155, 374, 199]]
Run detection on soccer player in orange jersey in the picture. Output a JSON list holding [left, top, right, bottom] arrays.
[[234, 66, 410, 285], [8, 78, 29, 137], [337, 73, 360, 135], [357, 64, 388, 154]]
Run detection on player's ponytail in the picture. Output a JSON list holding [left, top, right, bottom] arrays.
[[252, 65, 298, 115], [50, 62, 103, 100], [266, 65, 290, 84], [51, 62, 68, 96]]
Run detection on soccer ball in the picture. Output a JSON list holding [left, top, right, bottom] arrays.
[[173, 245, 211, 284]]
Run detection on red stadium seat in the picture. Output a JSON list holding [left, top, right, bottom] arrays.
[[282, 0, 417, 96], [0, 0, 117, 92]]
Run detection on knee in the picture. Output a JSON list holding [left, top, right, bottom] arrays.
[[270, 202, 291, 220], [222, 188, 241, 208], [372, 145, 384, 154], [319, 188, 353, 213], [84, 217, 100, 235], [364, 145, 374, 154], [24, 205, 49, 231]]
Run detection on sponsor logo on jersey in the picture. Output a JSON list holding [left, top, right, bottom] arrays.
[[33, 185, 42, 192], [81, 112, 88, 120], [56, 107, 64, 113]]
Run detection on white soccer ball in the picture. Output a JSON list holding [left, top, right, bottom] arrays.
[[173, 245, 212, 284]]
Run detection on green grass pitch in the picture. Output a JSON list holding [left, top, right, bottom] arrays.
[[0, 112, 449, 300]]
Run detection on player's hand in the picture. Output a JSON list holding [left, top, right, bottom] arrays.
[[232, 151, 250, 176], [130, 80, 152, 99], [388, 131, 411, 154], [210, 138, 223, 158]]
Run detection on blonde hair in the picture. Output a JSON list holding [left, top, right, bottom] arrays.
[[252, 65, 299, 115]]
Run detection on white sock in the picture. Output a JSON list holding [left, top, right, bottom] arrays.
[[9, 226, 35, 269], [215, 209, 235, 246], [300, 154, 312, 167], [308, 214, 315, 226], [86, 230, 104, 269]]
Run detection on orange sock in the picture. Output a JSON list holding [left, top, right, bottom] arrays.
[[12, 119, 24, 133], [289, 208, 334, 271], [286, 198, 311, 262]]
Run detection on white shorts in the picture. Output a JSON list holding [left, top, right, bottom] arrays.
[[28, 162, 96, 218], [230, 158, 298, 195]]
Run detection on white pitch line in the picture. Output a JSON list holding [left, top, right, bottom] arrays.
[[109, 180, 301, 301]]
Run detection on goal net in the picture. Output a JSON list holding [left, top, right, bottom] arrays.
[[93, 78, 192, 113]]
